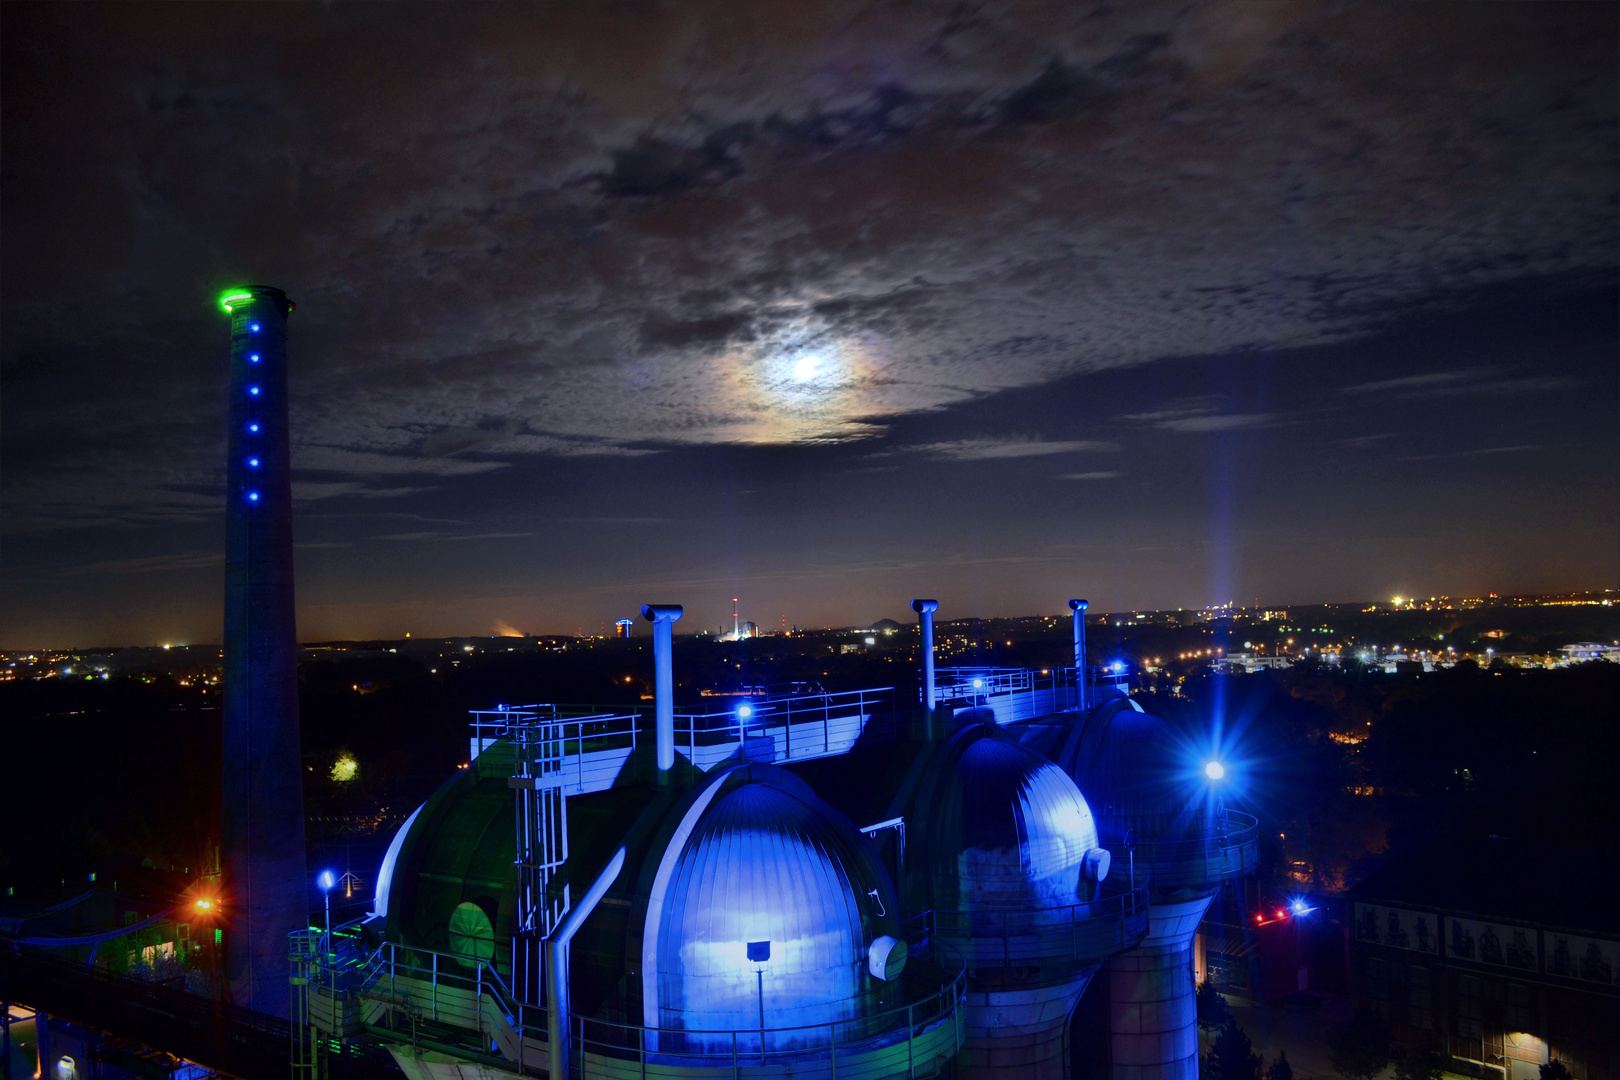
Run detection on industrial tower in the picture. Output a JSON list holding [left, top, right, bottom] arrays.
[[218, 286, 308, 1017]]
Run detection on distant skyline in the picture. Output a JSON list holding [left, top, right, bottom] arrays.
[[3, 3, 1616, 649]]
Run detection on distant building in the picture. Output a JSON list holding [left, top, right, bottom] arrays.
[[1558, 642, 1620, 663], [1217, 651, 1293, 674], [1348, 840, 1620, 1080], [615, 619, 633, 639]]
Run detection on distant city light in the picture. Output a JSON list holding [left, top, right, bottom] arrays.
[[1204, 761, 1225, 780], [195, 898, 212, 911]]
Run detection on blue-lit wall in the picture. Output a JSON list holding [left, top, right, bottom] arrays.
[[220, 287, 308, 1016]]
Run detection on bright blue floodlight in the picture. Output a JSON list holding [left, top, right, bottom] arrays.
[[248, 385, 260, 396], [250, 323, 260, 332], [1289, 898, 1314, 916], [318, 870, 336, 892], [318, 870, 337, 957], [246, 491, 260, 502], [972, 678, 984, 689], [1111, 661, 1125, 673], [1204, 761, 1225, 781], [248, 423, 260, 433], [737, 704, 754, 720]]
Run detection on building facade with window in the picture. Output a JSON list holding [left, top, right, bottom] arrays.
[[1348, 840, 1619, 1080]]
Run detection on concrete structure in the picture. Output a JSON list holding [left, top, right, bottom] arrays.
[[1053, 699, 1257, 1080], [218, 287, 308, 1017]]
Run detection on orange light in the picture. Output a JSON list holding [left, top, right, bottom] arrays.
[[195, 899, 212, 911]]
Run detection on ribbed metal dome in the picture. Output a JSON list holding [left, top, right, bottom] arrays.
[[926, 732, 1099, 912], [652, 773, 898, 1047], [1059, 700, 1205, 844]]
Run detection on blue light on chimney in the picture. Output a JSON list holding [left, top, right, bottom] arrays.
[[249, 354, 261, 363], [247, 491, 260, 502], [250, 323, 260, 332], [248, 423, 260, 432], [248, 386, 261, 396], [248, 458, 260, 468]]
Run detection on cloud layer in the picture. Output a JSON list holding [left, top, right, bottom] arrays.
[[2, 2, 1615, 534]]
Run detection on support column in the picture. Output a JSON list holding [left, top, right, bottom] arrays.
[[1103, 894, 1215, 1080], [962, 971, 1096, 1080]]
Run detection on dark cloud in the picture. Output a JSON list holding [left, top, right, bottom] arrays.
[[1, 2, 1615, 643]]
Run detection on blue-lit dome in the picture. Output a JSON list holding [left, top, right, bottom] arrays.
[[1057, 699, 1204, 844], [924, 730, 1100, 913], [647, 767, 899, 1050]]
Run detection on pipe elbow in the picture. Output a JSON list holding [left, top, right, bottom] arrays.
[[641, 604, 684, 623], [911, 599, 939, 614], [1069, 599, 1089, 611]]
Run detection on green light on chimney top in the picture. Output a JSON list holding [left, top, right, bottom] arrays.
[[219, 290, 253, 313]]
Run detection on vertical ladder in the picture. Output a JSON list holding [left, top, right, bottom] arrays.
[[506, 706, 570, 1009]]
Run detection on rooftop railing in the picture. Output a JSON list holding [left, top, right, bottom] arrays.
[[928, 666, 1128, 721], [304, 914, 966, 1080], [1111, 810, 1261, 891], [929, 880, 1150, 976], [468, 686, 895, 792]]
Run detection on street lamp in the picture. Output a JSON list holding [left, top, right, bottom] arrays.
[[318, 869, 336, 957]]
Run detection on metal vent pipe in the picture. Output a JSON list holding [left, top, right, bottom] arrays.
[[1069, 599, 1089, 708], [911, 599, 939, 719], [641, 604, 683, 780], [546, 847, 626, 1080]]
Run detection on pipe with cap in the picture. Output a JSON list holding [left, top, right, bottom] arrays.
[[640, 604, 683, 780], [1069, 599, 1089, 709], [911, 599, 939, 718], [546, 847, 626, 1080]]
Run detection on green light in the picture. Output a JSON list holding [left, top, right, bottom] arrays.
[[219, 290, 253, 313]]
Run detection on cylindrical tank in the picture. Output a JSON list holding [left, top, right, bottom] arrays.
[[907, 724, 1130, 1080], [1056, 699, 1256, 1080], [641, 765, 901, 1053]]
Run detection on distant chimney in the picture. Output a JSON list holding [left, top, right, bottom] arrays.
[[218, 286, 308, 1017], [912, 599, 939, 720]]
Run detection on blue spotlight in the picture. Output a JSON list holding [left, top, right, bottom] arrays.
[[1289, 897, 1315, 916], [318, 870, 336, 892], [246, 491, 260, 502], [1204, 760, 1225, 781], [972, 678, 984, 689], [249, 353, 260, 363], [247, 457, 260, 468], [248, 385, 260, 396], [250, 323, 260, 332], [737, 703, 754, 720], [248, 423, 260, 432]]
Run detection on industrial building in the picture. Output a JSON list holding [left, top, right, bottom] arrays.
[[296, 601, 1258, 1079]]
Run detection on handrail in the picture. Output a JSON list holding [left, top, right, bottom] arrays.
[[928, 882, 1151, 967], [320, 924, 965, 1071]]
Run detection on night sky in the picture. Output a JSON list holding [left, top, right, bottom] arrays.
[[3, 2, 1616, 648]]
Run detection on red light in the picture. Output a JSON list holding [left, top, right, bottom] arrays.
[[1276, 910, 1287, 919], [1256, 914, 1264, 922]]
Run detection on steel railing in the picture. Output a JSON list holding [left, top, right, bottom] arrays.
[[1110, 810, 1260, 889], [929, 881, 1151, 969], [469, 686, 895, 783]]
